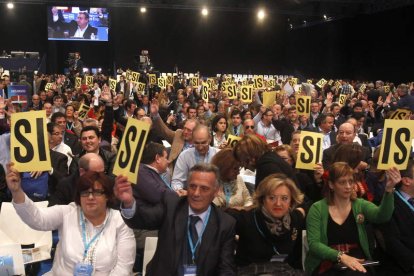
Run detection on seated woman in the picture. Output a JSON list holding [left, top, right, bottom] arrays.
[[305, 162, 401, 275], [211, 148, 253, 209], [228, 173, 306, 275], [6, 164, 136, 275], [210, 114, 228, 149]]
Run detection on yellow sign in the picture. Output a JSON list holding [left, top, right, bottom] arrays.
[[289, 78, 298, 87], [189, 77, 199, 87], [242, 80, 249, 86], [225, 76, 232, 83], [339, 94, 347, 106], [334, 80, 341, 91], [267, 79, 276, 88], [75, 77, 82, 89], [224, 83, 237, 99], [328, 79, 334, 86], [136, 82, 146, 93], [253, 76, 265, 89], [240, 85, 253, 103], [377, 119, 414, 170], [166, 75, 173, 86], [10, 111, 51, 172], [109, 78, 117, 91], [158, 77, 166, 89], [77, 103, 91, 120], [113, 118, 150, 184], [316, 78, 327, 88], [125, 70, 132, 81], [130, 71, 140, 84], [295, 95, 311, 116], [85, 75, 93, 87], [148, 74, 157, 85], [201, 83, 209, 103], [206, 78, 215, 88], [263, 91, 276, 107], [45, 82, 53, 91], [359, 84, 366, 93], [389, 109, 412, 120], [295, 131, 324, 170], [307, 79, 313, 84], [384, 86, 390, 93], [226, 135, 242, 148]]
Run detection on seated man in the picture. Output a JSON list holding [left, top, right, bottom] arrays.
[[115, 163, 236, 276]]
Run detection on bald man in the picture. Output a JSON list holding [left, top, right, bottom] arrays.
[[48, 153, 105, 206]]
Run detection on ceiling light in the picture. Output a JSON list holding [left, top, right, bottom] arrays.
[[201, 8, 208, 16], [257, 9, 265, 20], [140, 7, 146, 13], [7, 2, 14, 9]]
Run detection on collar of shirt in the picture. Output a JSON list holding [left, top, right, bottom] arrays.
[[188, 206, 210, 224], [74, 25, 89, 38], [398, 189, 412, 201], [144, 164, 160, 174]]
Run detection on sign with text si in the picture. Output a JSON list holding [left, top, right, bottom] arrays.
[[378, 119, 414, 170], [289, 78, 298, 87], [189, 77, 199, 87], [316, 78, 327, 88], [328, 79, 334, 86], [11, 110, 51, 172], [113, 118, 150, 184], [125, 70, 132, 82], [334, 81, 341, 91], [166, 75, 173, 86], [148, 74, 157, 85], [267, 79, 276, 88], [85, 76, 93, 87], [389, 109, 411, 120], [307, 79, 313, 84], [201, 83, 209, 103], [225, 83, 237, 99], [296, 131, 323, 170], [253, 76, 265, 89], [206, 78, 215, 89], [44, 83, 53, 91], [383, 86, 390, 93], [75, 77, 82, 89], [263, 91, 276, 107], [240, 85, 253, 103], [359, 84, 366, 93], [130, 71, 140, 84], [136, 82, 146, 93], [339, 94, 347, 106], [109, 78, 117, 91], [158, 77, 166, 89], [77, 103, 91, 120], [295, 95, 311, 116], [226, 134, 241, 148]]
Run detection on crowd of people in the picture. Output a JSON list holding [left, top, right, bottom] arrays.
[[0, 70, 413, 275]]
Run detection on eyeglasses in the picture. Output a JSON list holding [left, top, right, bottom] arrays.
[[80, 189, 106, 197], [244, 125, 254, 129]]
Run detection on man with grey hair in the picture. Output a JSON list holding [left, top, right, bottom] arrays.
[[48, 153, 105, 206], [115, 163, 237, 276]]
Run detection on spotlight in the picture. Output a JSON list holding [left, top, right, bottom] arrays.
[[140, 7, 146, 13], [303, 20, 307, 25], [201, 8, 208, 16], [289, 24, 293, 29], [323, 14, 328, 20], [257, 9, 265, 20], [7, 2, 14, 9]]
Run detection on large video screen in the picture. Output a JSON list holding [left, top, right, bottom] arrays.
[[47, 6, 109, 41]]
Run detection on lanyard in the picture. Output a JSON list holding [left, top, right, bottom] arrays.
[[160, 173, 174, 191], [261, 122, 271, 139], [253, 211, 280, 255], [395, 190, 414, 213], [223, 184, 232, 206], [187, 206, 211, 262], [80, 210, 110, 258]]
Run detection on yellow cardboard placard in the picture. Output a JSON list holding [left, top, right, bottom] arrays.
[[240, 86, 253, 103], [263, 91, 276, 107], [226, 135, 242, 148], [75, 77, 82, 89], [267, 79, 276, 88], [359, 84, 366, 93], [130, 71, 140, 84], [158, 77, 166, 89], [85, 75, 93, 87], [316, 78, 327, 88], [377, 119, 414, 170], [295, 131, 324, 170], [148, 74, 157, 85], [307, 79, 313, 84], [113, 118, 150, 184], [334, 80, 341, 91], [77, 103, 91, 120], [45, 83, 53, 91], [109, 78, 117, 91], [136, 82, 146, 93], [166, 75, 173, 86], [201, 83, 209, 103], [389, 109, 412, 120], [10, 111, 51, 172], [189, 77, 199, 87], [295, 95, 311, 116], [253, 76, 265, 89], [339, 94, 347, 106], [125, 70, 132, 82], [384, 86, 390, 93], [328, 79, 334, 86], [224, 83, 237, 99], [289, 78, 298, 87]]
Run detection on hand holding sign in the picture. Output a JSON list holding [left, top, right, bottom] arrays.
[[384, 167, 401, 192]]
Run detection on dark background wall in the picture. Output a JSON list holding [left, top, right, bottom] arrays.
[[0, 4, 413, 82]]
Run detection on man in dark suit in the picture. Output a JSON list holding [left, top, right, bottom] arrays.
[[314, 113, 336, 151], [377, 160, 414, 275], [68, 11, 98, 39], [51, 112, 82, 155], [115, 163, 236, 276]]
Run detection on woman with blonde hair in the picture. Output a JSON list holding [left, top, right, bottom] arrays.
[[227, 173, 306, 275]]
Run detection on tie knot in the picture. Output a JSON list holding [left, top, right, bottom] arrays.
[[190, 215, 200, 226]]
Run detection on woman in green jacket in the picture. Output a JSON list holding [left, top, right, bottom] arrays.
[[305, 162, 401, 275]]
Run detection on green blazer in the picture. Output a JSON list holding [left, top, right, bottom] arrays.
[[305, 192, 394, 274]]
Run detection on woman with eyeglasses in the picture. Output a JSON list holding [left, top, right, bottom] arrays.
[[6, 164, 136, 275], [305, 162, 401, 275], [227, 173, 306, 275]]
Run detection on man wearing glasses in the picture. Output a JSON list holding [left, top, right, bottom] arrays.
[[171, 125, 218, 195], [253, 105, 282, 144], [243, 119, 266, 142]]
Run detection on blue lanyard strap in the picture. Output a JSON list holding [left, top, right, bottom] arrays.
[[80, 210, 110, 258], [253, 211, 280, 255], [223, 185, 232, 206], [395, 190, 414, 213], [187, 206, 211, 262], [160, 173, 174, 191]]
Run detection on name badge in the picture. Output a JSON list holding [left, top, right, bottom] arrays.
[[270, 254, 288, 263], [183, 264, 197, 276], [74, 263, 93, 276]]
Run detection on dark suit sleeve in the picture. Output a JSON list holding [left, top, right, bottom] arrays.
[[101, 105, 114, 145], [123, 196, 165, 230], [51, 152, 68, 179], [217, 218, 237, 276]]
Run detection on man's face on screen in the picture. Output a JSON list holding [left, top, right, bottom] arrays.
[[77, 13, 88, 29]]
